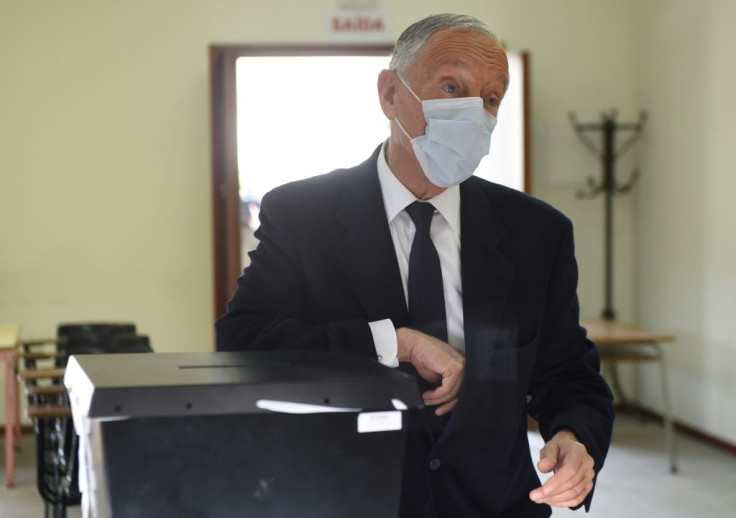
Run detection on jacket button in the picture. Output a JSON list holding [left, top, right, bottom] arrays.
[[428, 458, 441, 470]]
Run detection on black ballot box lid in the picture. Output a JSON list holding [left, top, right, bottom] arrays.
[[64, 351, 423, 518], [65, 350, 423, 420]]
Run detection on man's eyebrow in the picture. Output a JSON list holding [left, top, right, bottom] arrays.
[[431, 60, 510, 91], [431, 59, 468, 73]]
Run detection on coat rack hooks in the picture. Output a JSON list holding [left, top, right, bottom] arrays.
[[569, 109, 647, 320]]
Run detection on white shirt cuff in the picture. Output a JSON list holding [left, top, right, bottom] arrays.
[[368, 319, 399, 368]]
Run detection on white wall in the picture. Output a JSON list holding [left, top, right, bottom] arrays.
[[1, 0, 640, 423], [634, 0, 736, 444]]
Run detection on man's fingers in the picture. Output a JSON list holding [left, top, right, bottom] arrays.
[[426, 398, 457, 416], [536, 457, 557, 474], [422, 370, 463, 404], [537, 442, 559, 473], [533, 483, 592, 508], [530, 435, 596, 508], [422, 388, 448, 405], [421, 368, 463, 415], [415, 367, 442, 384], [529, 430, 595, 507], [537, 446, 590, 496], [530, 472, 593, 507], [538, 463, 585, 497], [433, 398, 458, 416], [398, 328, 465, 414], [422, 370, 462, 397]]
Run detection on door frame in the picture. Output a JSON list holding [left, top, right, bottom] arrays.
[[209, 45, 395, 321]]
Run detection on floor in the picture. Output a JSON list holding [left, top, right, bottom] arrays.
[[1, 414, 735, 517], [0, 432, 80, 518]]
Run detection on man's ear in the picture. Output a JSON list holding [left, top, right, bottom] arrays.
[[377, 69, 397, 119]]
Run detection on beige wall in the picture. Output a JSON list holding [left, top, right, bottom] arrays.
[[633, 0, 736, 444], [0, 0, 689, 433]]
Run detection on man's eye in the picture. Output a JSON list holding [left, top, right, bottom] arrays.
[[442, 84, 458, 94], [485, 97, 499, 107]]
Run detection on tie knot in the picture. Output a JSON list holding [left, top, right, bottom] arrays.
[[405, 201, 436, 232]]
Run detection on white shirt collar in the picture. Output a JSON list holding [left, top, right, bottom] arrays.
[[376, 143, 461, 234]]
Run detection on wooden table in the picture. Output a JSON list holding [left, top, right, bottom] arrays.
[[0, 323, 22, 487], [582, 318, 677, 473]]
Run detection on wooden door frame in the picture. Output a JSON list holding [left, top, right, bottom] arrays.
[[209, 45, 395, 322]]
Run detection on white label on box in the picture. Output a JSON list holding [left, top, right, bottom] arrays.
[[390, 398, 408, 410], [357, 411, 402, 433], [256, 400, 359, 414]]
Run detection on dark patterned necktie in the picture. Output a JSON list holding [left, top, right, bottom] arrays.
[[405, 201, 448, 342], [404, 201, 450, 440]]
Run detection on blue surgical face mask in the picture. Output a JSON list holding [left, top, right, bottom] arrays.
[[394, 75, 497, 188]]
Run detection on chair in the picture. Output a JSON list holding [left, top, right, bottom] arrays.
[[17, 323, 153, 518]]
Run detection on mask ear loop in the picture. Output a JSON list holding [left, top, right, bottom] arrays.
[[393, 116, 413, 140], [393, 72, 423, 141], [396, 73, 423, 103]]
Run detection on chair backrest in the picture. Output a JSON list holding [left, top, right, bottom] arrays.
[[58, 323, 136, 343], [65, 333, 153, 357], [56, 323, 146, 364], [27, 322, 153, 512]]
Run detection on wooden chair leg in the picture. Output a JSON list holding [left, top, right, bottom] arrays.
[[14, 373, 23, 450]]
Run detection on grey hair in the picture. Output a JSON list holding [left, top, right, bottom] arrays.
[[389, 14, 499, 78]]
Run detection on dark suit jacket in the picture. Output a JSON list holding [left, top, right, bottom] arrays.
[[216, 146, 614, 518]]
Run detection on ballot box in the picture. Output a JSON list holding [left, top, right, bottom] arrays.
[[64, 350, 421, 518]]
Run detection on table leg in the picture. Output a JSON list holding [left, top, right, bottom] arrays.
[[606, 362, 631, 407], [607, 361, 647, 423], [14, 373, 22, 449], [655, 343, 678, 473]]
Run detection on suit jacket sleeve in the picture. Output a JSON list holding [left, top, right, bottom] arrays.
[[526, 219, 615, 511], [215, 188, 376, 358]]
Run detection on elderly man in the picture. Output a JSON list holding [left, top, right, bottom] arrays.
[[217, 13, 614, 518]]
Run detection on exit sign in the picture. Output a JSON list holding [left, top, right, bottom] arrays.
[[326, 9, 392, 41]]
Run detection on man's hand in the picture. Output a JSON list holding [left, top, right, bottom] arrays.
[[529, 430, 595, 508], [396, 327, 465, 416]]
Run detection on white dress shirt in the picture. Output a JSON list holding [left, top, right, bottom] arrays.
[[369, 144, 465, 367]]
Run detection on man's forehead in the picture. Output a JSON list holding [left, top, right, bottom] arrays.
[[418, 31, 507, 70], [422, 28, 503, 52], [430, 56, 507, 73]]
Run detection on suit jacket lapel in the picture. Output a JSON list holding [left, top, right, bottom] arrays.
[[441, 178, 516, 438], [335, 150, 409, 326], [460, 178, 515, 350]]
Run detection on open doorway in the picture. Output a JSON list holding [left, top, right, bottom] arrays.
[[235, 54, 392, 270]]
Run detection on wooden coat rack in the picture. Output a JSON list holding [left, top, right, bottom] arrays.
[[569, 110, 647, 320]]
